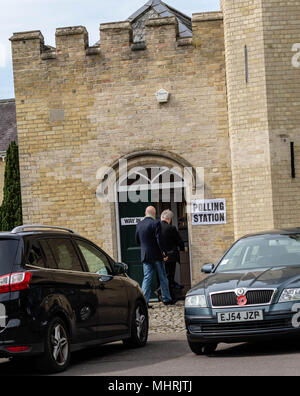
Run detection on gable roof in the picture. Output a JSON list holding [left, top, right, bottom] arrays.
[[128, 0, 192, 41], [0, 99, 18, 152], [94, 1, 192, 46]]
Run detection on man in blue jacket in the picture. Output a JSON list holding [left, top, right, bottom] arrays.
[[136, 206, 174, 305]]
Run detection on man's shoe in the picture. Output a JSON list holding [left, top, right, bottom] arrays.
[[171, 282, 184, 290], [154, 289, 163, 302], [163, 299, 176, 306]]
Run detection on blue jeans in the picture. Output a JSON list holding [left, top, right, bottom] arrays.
[[142, 261, 172, 303]]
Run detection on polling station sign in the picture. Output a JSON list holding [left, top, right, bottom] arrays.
[[191, 199, 226, 225]]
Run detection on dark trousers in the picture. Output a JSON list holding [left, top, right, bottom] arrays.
[[166, 261, 176, 287], [156, 261, 177, 299]]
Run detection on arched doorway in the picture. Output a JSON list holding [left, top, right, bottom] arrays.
[[115, 165, 191, 300]]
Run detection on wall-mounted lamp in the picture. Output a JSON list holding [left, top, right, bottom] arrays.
[[156, 89, 170, 103]]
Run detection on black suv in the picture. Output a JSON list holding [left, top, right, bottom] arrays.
[[0, 225, 148, 373]]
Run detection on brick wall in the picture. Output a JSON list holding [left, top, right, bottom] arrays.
[[222, 0, 300, 235], [261, 0, 300, 228], [222, 0, 275, 238], [10, 14, 234, 283]]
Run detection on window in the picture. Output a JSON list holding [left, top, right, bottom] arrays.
[[0, 240, 19, 276], [48, 238, 83, 272], [76, 240, 112, 275], [27, 240, 45, 268], [245, 45, 249, 84], [291, 142, 296, 178], [39, 239, 57, 269]]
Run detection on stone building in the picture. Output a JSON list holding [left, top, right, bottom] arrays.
[[9, 0, 300, 291]]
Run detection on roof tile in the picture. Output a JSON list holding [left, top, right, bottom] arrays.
[[0, 99, 18, 152]]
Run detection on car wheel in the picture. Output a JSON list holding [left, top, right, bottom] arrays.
[[188, 340, 218, 356], [36, 317, 71, 373], [123, 301, 148, 348]]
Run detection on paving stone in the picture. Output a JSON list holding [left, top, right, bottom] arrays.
[[148, 301, 186, 335]]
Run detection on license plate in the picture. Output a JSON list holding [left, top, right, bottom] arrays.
[[217, 310, 263, 323]]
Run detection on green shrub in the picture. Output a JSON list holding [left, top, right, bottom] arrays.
[[1, 141, 22, 231]]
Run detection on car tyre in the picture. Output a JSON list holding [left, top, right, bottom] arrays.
[[203, 343, 218, 355], [188, 340, 217, 356], [36, 317, 71, 374], [123, 301, 148, 348]]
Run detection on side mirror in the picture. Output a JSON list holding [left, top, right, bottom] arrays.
[[201, 263, 215, 274], [115, 262, 128, 275], [99, 274, 113, 283]]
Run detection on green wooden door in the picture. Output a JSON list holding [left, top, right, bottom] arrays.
[[118, 193, 158, 300]]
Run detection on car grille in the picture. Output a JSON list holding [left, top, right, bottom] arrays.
[[211, 289, 275, 307], [190, 319, 292, 334]]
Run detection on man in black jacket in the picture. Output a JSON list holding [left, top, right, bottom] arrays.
[[135, 206, 173, 305], [160, 209, 185, 294]]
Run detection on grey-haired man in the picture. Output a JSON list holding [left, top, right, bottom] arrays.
[[160, 209, 185, 294]]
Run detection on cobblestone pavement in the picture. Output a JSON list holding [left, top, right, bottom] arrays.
[[148, 300, 186, 335]]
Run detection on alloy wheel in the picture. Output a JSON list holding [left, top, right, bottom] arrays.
[[51, 324, 69, 366], [136, 306, 146, 341]]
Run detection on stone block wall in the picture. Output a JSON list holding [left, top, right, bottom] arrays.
[[261, 0, 300, 228], [222, 0, 300, 236], [10, 13, 234, 283], [222, 0, 274, 239]]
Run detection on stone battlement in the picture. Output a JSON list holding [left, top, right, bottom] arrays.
[[9, 3, 229, 282], [10, 13, 223, 62]]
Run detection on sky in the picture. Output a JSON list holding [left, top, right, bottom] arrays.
[[0, 0, 220, 99]]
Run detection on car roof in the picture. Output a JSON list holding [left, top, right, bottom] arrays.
[[240, 228, 300, 239], [0, 231, 81, 239], [0, 224, 83, 239]]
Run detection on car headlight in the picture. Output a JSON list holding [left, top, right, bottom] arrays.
[[185, 294, 207, 308], [279, 289, 300, 303]]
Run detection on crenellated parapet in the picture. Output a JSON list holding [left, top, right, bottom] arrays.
[[192, 12, 224, 52], [10, 26, 98, 65], [100, 21, 132, 54], [10, 12, 224, 65], [55, 26, 89, 58], [10, 30, 45, 64], [145, 16, 178, 51]]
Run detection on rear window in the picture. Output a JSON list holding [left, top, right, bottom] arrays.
[[0, 239, 19, 276]]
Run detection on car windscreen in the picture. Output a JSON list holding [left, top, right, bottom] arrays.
[[216, 234, 300, 272], [0, 239, 19, 276]]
